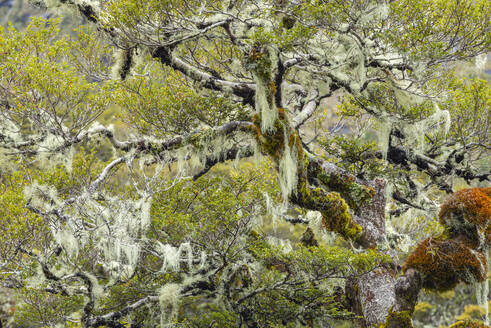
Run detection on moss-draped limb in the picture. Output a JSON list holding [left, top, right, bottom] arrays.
[[251, 109, 382, 244], [246, 45, 382, 245], [296, 187, 363, 240], [307, 158, 376, 211]]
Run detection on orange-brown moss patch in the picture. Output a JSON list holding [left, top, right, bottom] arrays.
[[439, 187, 491, 244], [449, 320, 491, 328], [403, 238, 487, 292]]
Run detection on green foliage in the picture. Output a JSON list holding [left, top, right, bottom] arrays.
[[115, 64, 249, 137], [386, 0, 490, 61], [0, 170, 46, 264], [441, 78, 491, 152], [14, 286, 84, 327], [0, 17, 114, 141], [319, 135, 390, 180]]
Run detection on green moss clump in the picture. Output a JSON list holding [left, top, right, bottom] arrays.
[[251, 108, 308, 185], [403, 238, 487, 292], [317, 172, 375, 211], [305, 188, 362, 240], [252, 111, 287, 161], [379, 307, 413, 328], [448, 320, 491, 328]]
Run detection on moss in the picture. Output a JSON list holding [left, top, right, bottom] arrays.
[[457, 304, 488, 321], [252, 109, 307, 179], [252, 112, 285, 160], [306, 188, 362, 240], [246, 47, 272, 81], [412, 302, 433, 321], [448, 320, 491, 328], [380, 307, 413, 328], [317, 172, 375, 211], [403, 238, 487, 292], [439, 187, 491, 245]]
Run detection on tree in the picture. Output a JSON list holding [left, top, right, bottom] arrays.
[[0, 0, 489, 327]]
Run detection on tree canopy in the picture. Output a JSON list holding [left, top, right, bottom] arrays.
[[0, 0, 490, 327]]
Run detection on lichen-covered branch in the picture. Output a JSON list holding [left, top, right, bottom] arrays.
[[152, 47, 256, 106]]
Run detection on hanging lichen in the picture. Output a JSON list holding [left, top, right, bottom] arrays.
[[375, 113, 394, 160], [252, 109, 301, 203], [476, 252, 490, 325], [278, 126, 299, 203], [157, 242, 204, 273], [159, 283, 181, 327], [401, 104, 451, 154], [266, 236, 293, 253], [245, 45, 278, 134], [374, 95, 451, 160]]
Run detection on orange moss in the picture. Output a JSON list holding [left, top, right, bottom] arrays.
[[439, 187, 491, 244], [403, 238, 487, 292], [449, 320, 491, 328]]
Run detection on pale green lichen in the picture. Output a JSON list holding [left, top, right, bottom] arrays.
[[278, 127, 298, 203], [246, 46, 278, 134], [157, 242, 205, 273], [159, 283, 181, 327], [476, 249, 490, 325]]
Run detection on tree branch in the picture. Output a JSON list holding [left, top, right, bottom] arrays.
[[152, 47, 255, 106]]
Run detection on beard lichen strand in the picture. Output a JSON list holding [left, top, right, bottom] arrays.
[[376, 113, 394, 160], [278, 124, 298, 204], [255, 73, 278, 134], [157, 242, 206, 273], [375, 103, 451, 160], [266, 236, 293, 253], [247, 45, 278, 134], [53, 227, 79, 259], [159, 283, 182, 328], [401, 104, 451, 155]]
